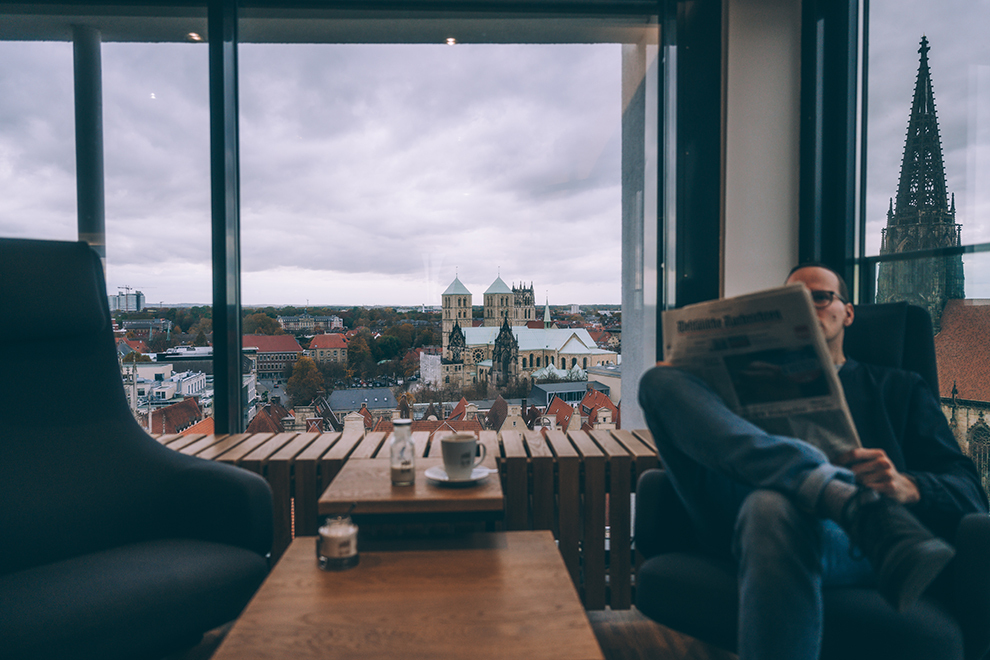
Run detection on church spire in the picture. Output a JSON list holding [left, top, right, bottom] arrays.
[[892, 36, 951, 225], [876, 36, 964, 332]]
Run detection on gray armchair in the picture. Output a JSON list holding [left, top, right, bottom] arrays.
[[0, 238, 273, 659]]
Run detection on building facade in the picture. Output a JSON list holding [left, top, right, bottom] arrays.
[[308, 333, 348, 364], [108, 290, 146, 312], [276, 313, 343, 333], [242, 334, 304, 381]]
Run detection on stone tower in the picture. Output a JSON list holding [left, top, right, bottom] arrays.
[[442, 276, 472, 339], [512, 281, 536, 324], [876, 36, 964, 332], [484, 276, 513, 327]]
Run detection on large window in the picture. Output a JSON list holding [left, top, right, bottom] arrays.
[[0, 4, 660, 432], [864, 0, 990, 486]]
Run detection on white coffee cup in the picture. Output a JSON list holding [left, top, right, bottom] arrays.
[[440, 433, 487, 480]]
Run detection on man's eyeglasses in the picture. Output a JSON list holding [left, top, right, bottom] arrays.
[[810, 290, 847, 308]]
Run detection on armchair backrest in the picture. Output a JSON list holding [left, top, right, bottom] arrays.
[[843, 301, 939, 399], [0, 238, 110, 344], [0, 238, 173, 574]]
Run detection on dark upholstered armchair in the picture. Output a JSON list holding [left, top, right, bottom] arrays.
[[635, 301, 990, 660], [0, 238, 273, 659]]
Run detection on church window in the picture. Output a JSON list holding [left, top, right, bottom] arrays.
[[583, 358, 588, 369], [536, 357, 541, 367]]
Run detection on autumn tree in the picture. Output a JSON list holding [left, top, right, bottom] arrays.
[[286, 356, 323, 406], [243, 312, 283, 335]]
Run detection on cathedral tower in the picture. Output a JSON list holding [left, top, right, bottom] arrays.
[[512, 281, 536, 324], [442, 276, 472, 340], [484, 276, 513, 327], [876, 36, 964, 331]]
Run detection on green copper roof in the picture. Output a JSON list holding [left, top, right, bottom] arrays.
[[485, 276, 512, 294], [443, 276, 471, 296]]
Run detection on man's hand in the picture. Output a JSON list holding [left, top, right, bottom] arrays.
[[835, 448, 921, 504]]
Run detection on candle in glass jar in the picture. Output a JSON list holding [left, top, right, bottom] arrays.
[[317, 515, 359, 570]]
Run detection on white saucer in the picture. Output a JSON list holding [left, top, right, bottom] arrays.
[[425, 465, 492, 485]]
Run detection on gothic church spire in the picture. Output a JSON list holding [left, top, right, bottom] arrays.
[[892, 36, 950, 224], [877, 36, 964, 332]]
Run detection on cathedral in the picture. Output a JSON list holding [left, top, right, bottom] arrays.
[[876, 36, 965, 332], [438, 275, 617, 390]]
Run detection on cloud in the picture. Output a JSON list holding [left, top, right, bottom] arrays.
[[4, 4, 986, 304]]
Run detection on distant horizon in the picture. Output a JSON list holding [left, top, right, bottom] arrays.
[[120, 301, 622, 310]]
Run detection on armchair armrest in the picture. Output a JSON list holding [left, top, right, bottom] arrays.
[[952, 513, 990, 660], [635, 469, 700, 559], [160, 457, 274, 558]]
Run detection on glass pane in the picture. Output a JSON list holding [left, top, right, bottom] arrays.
[[866, 1, 990, 264], [238, 16, 658, 431], [0, 41, 76, 240], [866, 0, 990, 492], [0, 7, 212, 433]]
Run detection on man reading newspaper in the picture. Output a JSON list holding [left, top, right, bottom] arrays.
[[638, 263, 987, 660]]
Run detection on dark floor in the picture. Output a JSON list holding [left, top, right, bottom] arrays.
[[165, 608, 737, 660]]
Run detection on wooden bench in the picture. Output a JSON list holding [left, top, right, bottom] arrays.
[[158, 427, 658, 610]]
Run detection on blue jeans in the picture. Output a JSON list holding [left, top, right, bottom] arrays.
[[639, 366, 873, 660]]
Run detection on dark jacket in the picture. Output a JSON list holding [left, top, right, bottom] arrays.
[[840, 358, 988, 539]]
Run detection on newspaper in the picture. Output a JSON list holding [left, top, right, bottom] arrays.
[[661, 283, 860, 459]]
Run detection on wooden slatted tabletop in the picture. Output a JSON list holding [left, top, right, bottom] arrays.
[[318, 457, 504, 523]]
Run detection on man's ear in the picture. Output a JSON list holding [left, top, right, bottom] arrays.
[[843, 302, 855, 328]]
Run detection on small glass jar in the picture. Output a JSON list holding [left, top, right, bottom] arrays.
[[317, 515, 359, 571], [390, 418, 415, 486]]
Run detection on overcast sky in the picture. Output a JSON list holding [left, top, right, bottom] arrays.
[[866, 0, 990, 296], [1, 2, 987, 306]]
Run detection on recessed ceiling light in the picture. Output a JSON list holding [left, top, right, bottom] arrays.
[[446, 37, 457, 46], [187, 32, 203, 42]]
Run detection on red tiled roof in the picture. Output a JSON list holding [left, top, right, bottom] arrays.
[[935, 299, 990, 401], [448, 397, 470, 421], [309, 333, 348, 349], [358, 403, 374, 429], [374, 418, 484, 438], [486, 395, 508, 430], [151, 397, 202, 434], [580, 388, 620, 430], [246, 401, 293, 434], [546, 397, 574, 428], [242, 334, 303, 354], [525, 320, 544, 329], [124, 339, 150, 353], [181, 416, 214, 435]]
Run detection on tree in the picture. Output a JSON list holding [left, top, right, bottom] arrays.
[[121, 351, 152, 363], [243, 312, 283, 335], [188, 316, 213, 336], [318, 361, 349, 389], [192, 329, 209, 346], [286, 356, 323, 406], [374, 335, 403, 362]]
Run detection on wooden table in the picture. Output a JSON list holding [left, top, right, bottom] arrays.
[[318, 457, 504, 525], [211, 531, 605, 660]]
